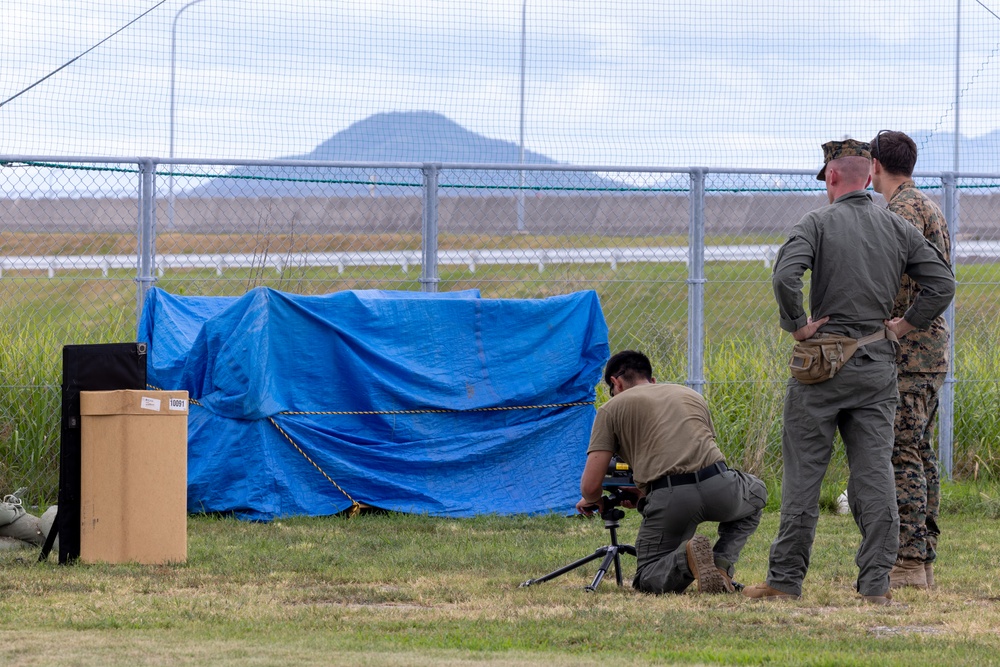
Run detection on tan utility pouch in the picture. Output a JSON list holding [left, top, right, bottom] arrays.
[[789, 329, 890, 384]]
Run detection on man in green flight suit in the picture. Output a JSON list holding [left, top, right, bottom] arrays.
[[743, 138, 955, 604]]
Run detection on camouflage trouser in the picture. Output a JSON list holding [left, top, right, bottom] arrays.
[[893, 372, 945, 563]]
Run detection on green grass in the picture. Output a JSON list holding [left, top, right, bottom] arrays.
[[0, 497, 998, 666]]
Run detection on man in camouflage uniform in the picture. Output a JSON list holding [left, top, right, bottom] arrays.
[[871, 130, 952, 589], [743, 139, 955, 604]]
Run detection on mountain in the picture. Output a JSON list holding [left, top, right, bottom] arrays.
[[909, 130, 1000, 174], [185, 113, 1000, 198], [303, 111, 553, 165], [188, 111, 620, 197]]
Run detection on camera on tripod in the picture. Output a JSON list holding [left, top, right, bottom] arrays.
[[594, 455, 639, 521], [519, 454, 638, 591]]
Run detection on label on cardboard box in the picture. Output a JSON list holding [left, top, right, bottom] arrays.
[[81, 389, 190, 417]]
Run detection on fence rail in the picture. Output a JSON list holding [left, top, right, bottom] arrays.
[[0, 245, 772, 276]]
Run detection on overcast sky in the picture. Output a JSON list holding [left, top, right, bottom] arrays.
[[2, 0, 998, 171]]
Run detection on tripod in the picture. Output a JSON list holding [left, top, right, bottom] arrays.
[[520, 494, 636, 592]]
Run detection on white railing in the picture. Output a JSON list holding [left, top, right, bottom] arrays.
[[1, 245, 777, 277], [3, 241, 999, 278]]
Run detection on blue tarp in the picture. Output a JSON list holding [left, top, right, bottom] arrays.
[[138, 287, 609, 519]]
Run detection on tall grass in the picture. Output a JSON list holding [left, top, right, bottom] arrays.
[[2, 318, 999, 502], [0, 317, 64, 504], [702, 335, 787, 476], [1, 260, 999, 502], [952, 334, 1000, 479], [0, 307, 133, 503]]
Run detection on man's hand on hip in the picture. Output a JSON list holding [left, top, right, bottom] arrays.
[[792, 315, 830, 341], [885, 317, 916, 339]]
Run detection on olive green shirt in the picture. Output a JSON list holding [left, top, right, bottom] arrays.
[[886, 181, 951, 377], [772, 189, 955, 359], [587, 383, 725, 494]]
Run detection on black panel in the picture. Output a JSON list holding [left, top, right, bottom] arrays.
[[40, 343, 147, 564]]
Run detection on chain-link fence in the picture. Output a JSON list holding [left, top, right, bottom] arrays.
[[1, 157, 998, 503]]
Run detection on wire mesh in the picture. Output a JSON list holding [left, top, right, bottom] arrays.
[[2, 160, 999, 500], [950, 175, 1000, 479], [3, 0, 1000, 499]]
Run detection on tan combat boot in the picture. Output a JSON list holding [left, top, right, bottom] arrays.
[[889, 558, 928, 589], [686, 535, 730, 594], [924, 562, 935, 589], [741, 582, 799, 600], [716, 567, 737, 594], [861, 590, 894, 605]]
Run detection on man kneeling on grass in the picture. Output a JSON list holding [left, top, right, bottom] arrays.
[[576, 350, 767, 594]]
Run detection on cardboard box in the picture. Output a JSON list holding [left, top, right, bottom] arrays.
[[79, 390, 189, 564]]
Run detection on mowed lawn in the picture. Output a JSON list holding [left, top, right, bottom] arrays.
[[1, 502, 998, 667]]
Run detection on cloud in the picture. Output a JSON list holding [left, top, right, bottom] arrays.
[[1, 0, 997, 170]]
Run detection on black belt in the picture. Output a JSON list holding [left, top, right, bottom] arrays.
[[648, 462, 727, 491]]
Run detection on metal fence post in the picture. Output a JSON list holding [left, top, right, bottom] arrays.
[[135, 159, 158, 332], [687, 168, 706, 393], [420, 164, 440, 293], [940, 172, 960, 480]]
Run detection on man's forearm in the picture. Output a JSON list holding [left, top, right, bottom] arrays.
[[580, 482, 603, 504], [773, 275, 808, 333], [579, 450, 612, 504]]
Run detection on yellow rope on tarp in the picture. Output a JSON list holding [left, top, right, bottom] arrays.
[[148, 384, 592, 518], [146, 385, 361, 515], [266, 416, 361, 517], [274, 402, 593, 515], [280, 400, 594, 416]]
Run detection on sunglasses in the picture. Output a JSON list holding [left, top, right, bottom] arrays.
[[872, 129, 891, 161], [607, 371, 625, 396]]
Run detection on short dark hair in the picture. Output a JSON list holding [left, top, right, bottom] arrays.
[[871, 130, 917, 177], [604, 350, 653, 390]]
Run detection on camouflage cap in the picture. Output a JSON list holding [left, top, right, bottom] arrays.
[[816, 138, 872, 181]]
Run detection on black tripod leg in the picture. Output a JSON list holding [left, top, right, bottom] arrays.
[[593, 543, 637, 590], [613, 544, 637, 586], [585, 547, 621, 592], [519, 547, 612, 587], [611, 549, 624, 586]]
